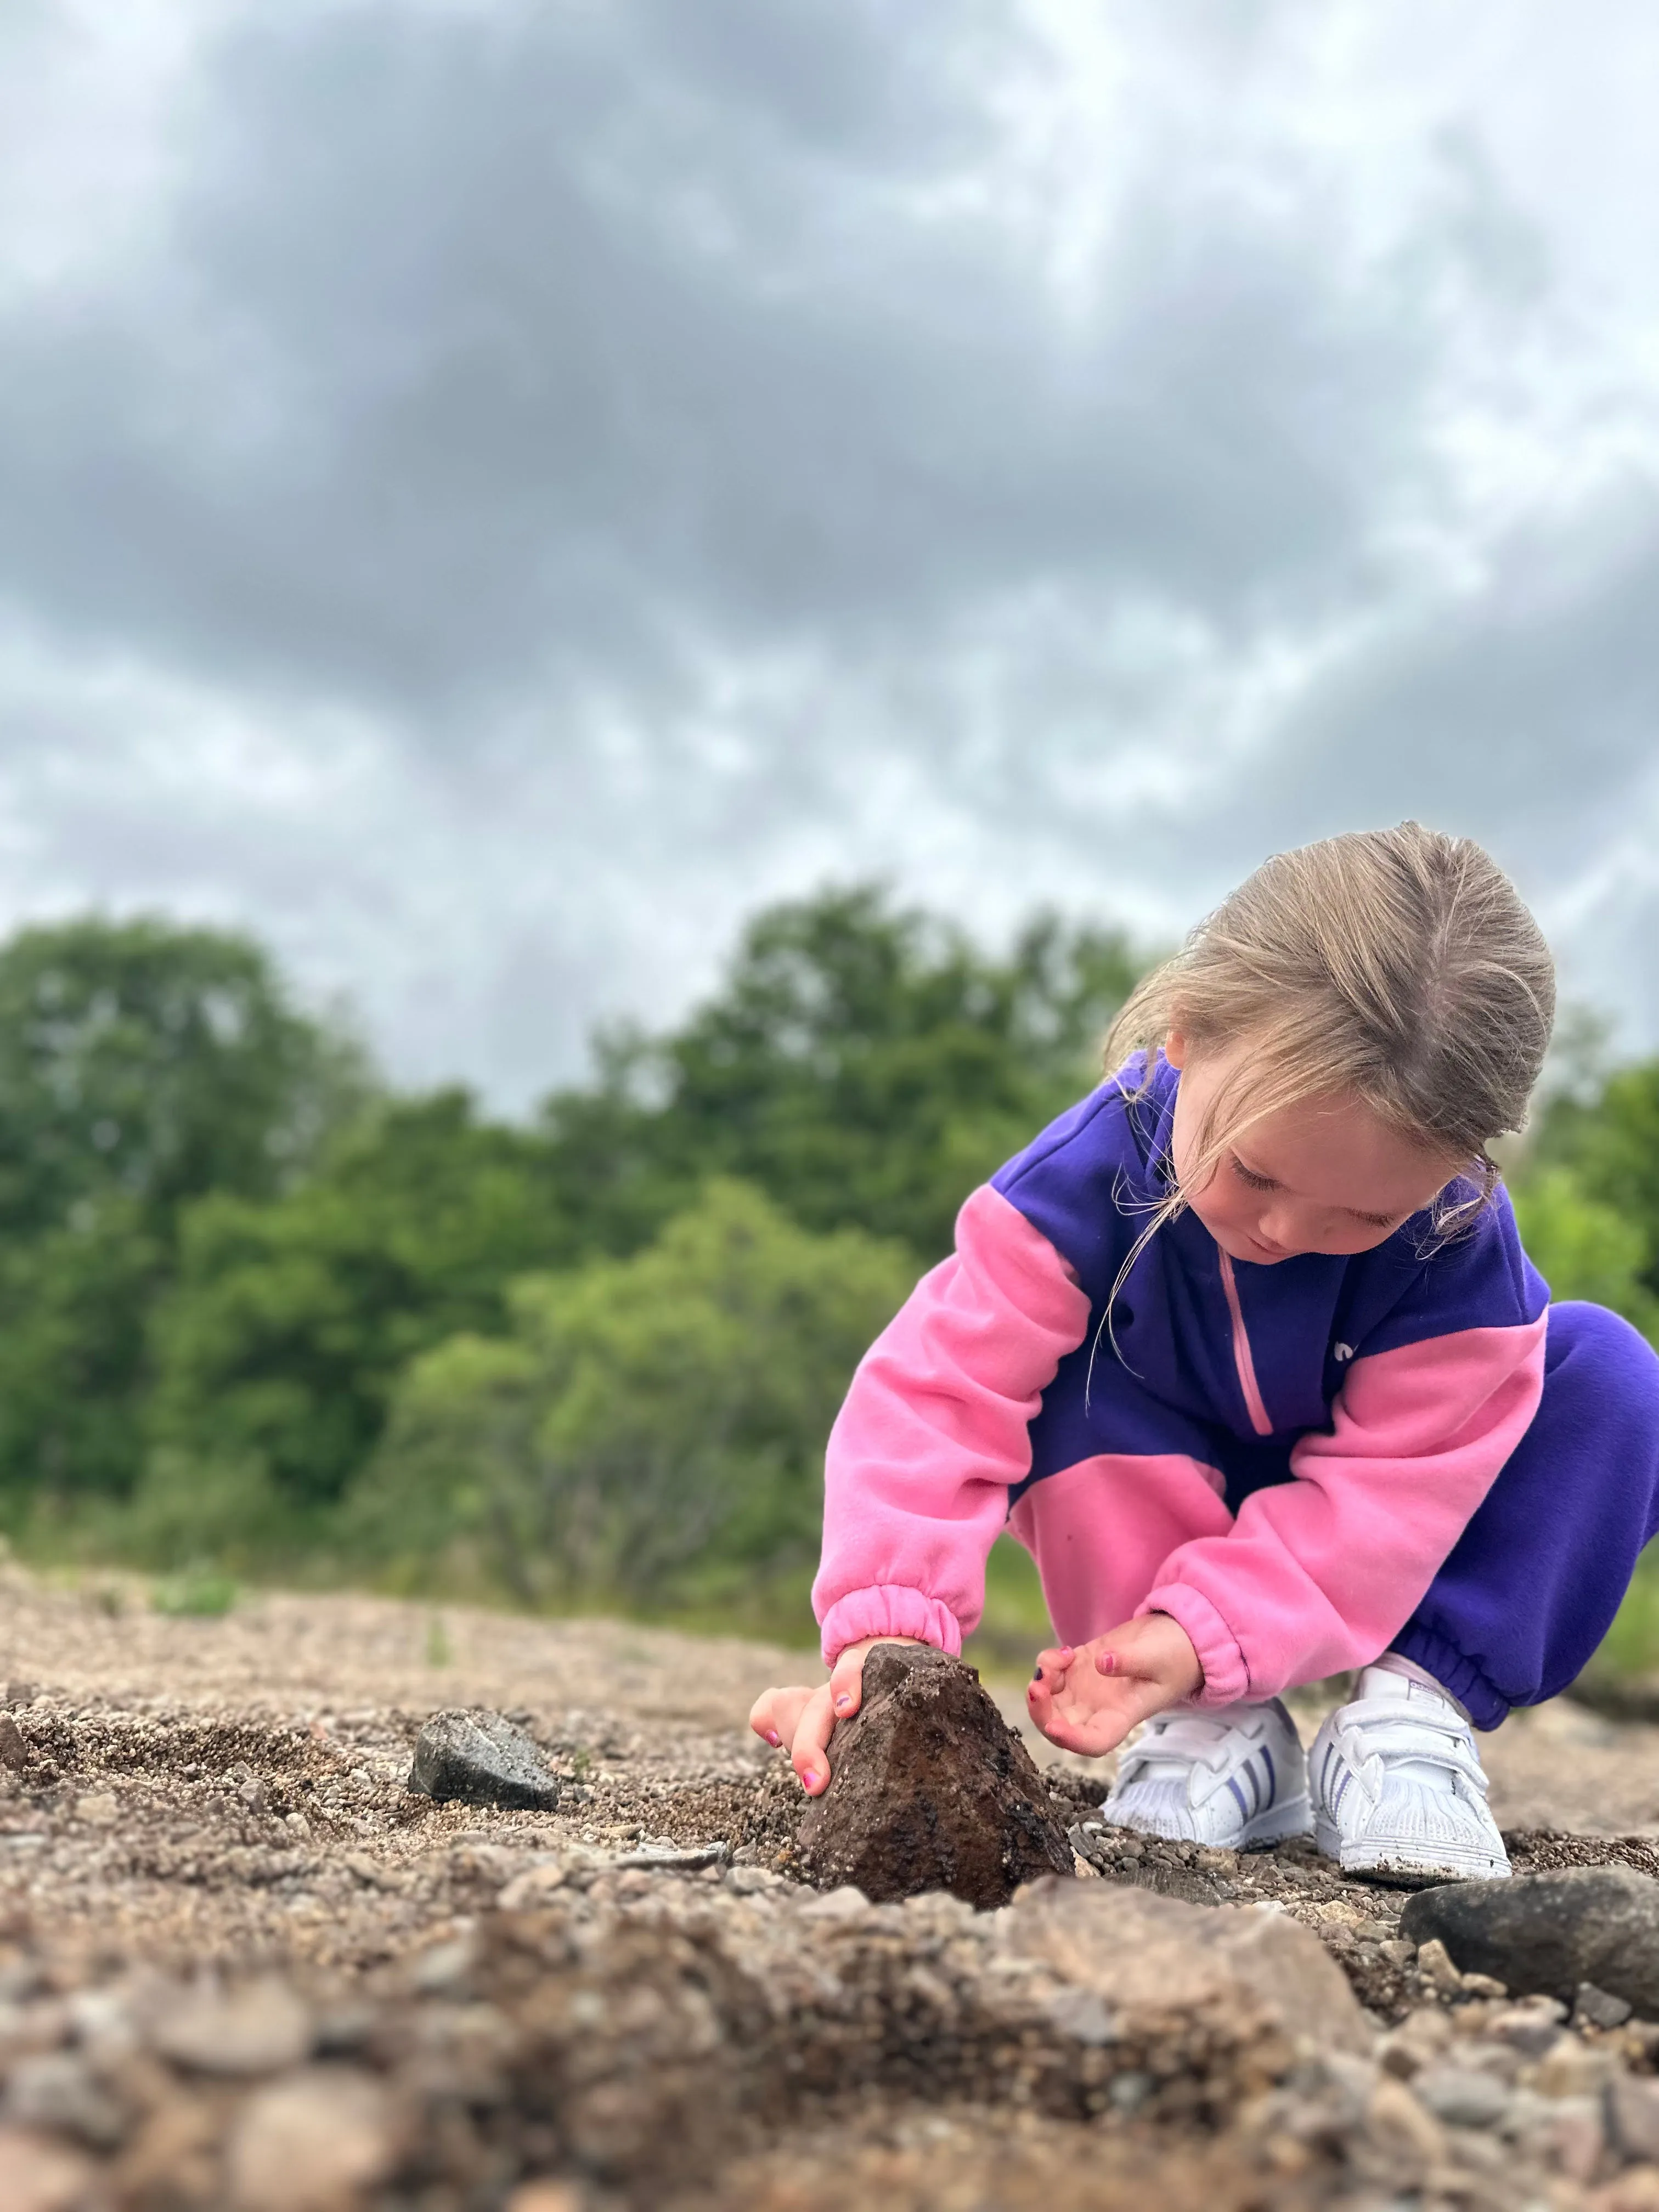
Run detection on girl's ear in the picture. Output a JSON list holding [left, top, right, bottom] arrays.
[[1163, 1028, 1188, 1070]]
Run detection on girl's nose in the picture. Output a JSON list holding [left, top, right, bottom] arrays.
[[1258, 1204, 1297, 1251]]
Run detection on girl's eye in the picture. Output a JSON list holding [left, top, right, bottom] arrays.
[[1229, 1156, 1275, 1192]]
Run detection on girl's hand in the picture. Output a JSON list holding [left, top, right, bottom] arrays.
[[748, 1636, 926, 1796], [1025, 1613, 1203, 1757]]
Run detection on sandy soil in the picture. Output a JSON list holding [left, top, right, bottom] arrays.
[[6, 1562, 1659, 2211], [4, 1560, 1658, 1970]]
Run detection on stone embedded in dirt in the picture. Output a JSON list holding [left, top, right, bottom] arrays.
[[1607, 2070, 1659, 2163], [793, 1644, 1075, 1908], [224, 2068, 394, 2212], [5, 2052, 130, 2151], [1402, 1865, 1659, 2012], [1575, 1980, 1633, 2030], [408, 1709, 561, 1812], [0, 1714, 26, 1770], [150, 1978, 314, 2078], [1003, 1877, 1370, 2058], [0, 2125, 94, 2212]]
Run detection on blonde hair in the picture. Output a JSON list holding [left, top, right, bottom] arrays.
[[1103, 825, 1555, 1301]]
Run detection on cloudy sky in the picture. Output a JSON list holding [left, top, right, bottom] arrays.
[[2, 2, 1657, 1105]]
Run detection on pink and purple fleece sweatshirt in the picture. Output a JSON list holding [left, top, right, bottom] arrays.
[[812, 1053, 1551, 1709]]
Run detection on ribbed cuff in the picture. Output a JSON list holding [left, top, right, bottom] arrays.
[[1390, 1622, 1509, 1731], [1137, 1582, 1250, 1708], [818, 1585, 963, 1668]]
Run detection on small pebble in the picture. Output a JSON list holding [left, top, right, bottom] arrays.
[[1413, 2063, 1511, 2130], [1576, 1980, 1634, 2030]]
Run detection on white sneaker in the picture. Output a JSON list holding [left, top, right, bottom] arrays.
[[1310, 1665, 1510, 1884], [1101, 1699, 1312, 1849]]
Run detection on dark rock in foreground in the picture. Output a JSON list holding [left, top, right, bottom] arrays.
[[795, 1644, 1073, 1908], [408, 1708, 561, 1811], [1402, 1864, 1659, 2012]]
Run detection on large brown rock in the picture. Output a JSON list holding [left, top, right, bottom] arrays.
[[794, 1643, 1073, 1907]]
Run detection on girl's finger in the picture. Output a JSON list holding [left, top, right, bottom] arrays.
[[828, 1646, 866, 1720], [751, 1686, 812, 1749], [791, 1687, 838, 1796]]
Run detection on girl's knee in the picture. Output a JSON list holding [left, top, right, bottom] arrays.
[[1549, 1298, 1659, 1386], [1540, 1301, 1659, 1468]]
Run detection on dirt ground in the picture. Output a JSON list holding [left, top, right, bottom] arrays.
[[7, 1560, 1659, 2210]]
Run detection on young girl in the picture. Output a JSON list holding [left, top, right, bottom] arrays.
[[751, 825, 1659, 1884]]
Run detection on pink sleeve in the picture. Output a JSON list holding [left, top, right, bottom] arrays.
[[812, 1183, 1092, 1665], [1139, 1316, 1549, 1705]]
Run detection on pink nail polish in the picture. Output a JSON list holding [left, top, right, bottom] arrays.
[[765, 1730, 781, 1746], [801, 1768, 819, 1790], [833, 1695, 852, 1713]]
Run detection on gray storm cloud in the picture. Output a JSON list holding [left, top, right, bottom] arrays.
[[0, 0, 1656, 1102]]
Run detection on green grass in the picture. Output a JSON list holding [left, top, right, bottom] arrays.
[[150, 1566, 240, 1618]]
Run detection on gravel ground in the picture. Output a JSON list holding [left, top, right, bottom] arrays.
[[7, 1561, 1659, 2210]]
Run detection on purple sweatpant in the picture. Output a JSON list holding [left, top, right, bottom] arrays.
[[1390, 1302, 1659, 1728]]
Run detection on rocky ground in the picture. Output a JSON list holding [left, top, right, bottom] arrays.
[[7, 1562, 1659, 2208]]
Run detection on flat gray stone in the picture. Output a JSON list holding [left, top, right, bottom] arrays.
[[408, 1709, 561, 1812], [1402, 1866, 1659, 2013]]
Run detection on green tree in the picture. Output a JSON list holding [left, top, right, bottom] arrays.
[[542, 887, 1143, 1260], [1509, 1166, 1659, 1338], [1534, 1060, 1659, 1303], [0, 919, 366, 1510], [347, 1180, 915, 1609], [145, 1091, 573, 1522], [0, 917, 364, 1242]]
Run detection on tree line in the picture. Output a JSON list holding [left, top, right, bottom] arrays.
[[0, 894, 1651, 1638]]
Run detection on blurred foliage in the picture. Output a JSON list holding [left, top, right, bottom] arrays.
[[0, 916, 366, 1241], [347, 1180, 916, 1613], [122, 886, 1136, 1566], [146, 1092, 574, 1511], [0, 918, 369, 1511], [150, 1566, 240, 1619], [1508, 1166, 1659, 1336], [1532, 1062, 1659, 1301]]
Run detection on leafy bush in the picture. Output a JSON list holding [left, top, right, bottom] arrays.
[[146, 1092, 575, 1512], [346, 1180, 916, 1611], [1509, 1166, 1659, 1336], [0, 918, 366, 1510]]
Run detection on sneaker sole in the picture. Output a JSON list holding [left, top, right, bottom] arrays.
[[1314, 1812, 1510, 1886], [1102, 1792, 1313, 1852]]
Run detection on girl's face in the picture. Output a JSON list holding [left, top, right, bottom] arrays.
[[1165, 1030, 1458, 1266]]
